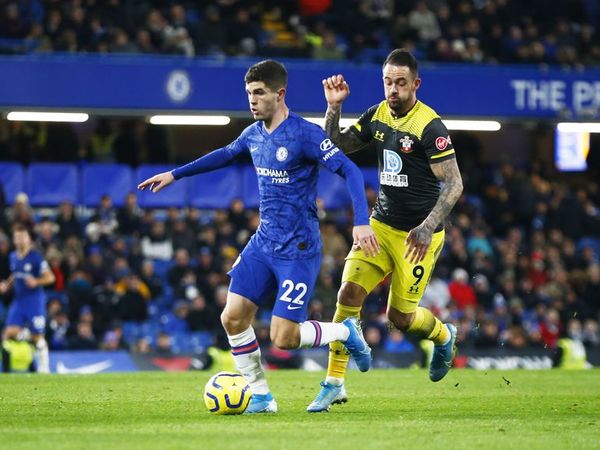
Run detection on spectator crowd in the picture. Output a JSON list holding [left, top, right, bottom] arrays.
[[0, 0, 599, 67], [0, 160, 599, 355]]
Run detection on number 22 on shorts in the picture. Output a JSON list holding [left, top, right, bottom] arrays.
[[279, 280, 307, 310]]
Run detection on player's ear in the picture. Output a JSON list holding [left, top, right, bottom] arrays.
[[413, 76, 422, 90], [277, 87, 286, 101]]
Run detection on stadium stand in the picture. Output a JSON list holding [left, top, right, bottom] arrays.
[[81, 163, 134, 208], [0, 1, 598, 66], [0, 162, 24, 204], [0, 161, 599, 354], [26, 163, 78, 206], [135, 165, 188, 209]]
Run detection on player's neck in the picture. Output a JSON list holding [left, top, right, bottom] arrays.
[[391, 98, 417, 118], [16, 245, 32, 258], [263, 105, 289, 134]]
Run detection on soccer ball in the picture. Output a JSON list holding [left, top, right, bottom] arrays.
[[203, 371, 252, 415]]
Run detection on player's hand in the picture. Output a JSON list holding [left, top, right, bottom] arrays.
[[137, 171, 175, 193], [404, 223, 434, 264], [24, 276, 38, 289], [322, 74, 350, 107], [352, 225, 380, 258], [0, 281, 7, 294]]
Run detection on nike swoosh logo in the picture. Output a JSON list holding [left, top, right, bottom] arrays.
[[56, 360, 113, 374], [250, 145, 258, 152], [287, 305, 302, 310]]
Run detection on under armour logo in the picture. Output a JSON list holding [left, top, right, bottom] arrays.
[[374, 131, 385, 141]]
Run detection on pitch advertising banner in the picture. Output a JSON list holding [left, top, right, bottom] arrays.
[[46, 348, 599, 373], [50, 351, 138, 374]]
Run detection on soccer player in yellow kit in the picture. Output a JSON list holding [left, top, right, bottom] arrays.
[[308, 49, 464, 412]]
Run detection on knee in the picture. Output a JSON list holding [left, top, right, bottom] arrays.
[[270, 327, 299, 350], [338, 282, 366, 307], [220, 310, 246, 335], [388, 310, 413, 331]]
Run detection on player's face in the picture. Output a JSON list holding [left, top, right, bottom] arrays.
[[13, 230, 31, 250], [382, 64, 421, 114], [245, 81, 282, 121]]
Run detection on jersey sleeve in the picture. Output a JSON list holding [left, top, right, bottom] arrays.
[[421, 118, 456, 163], [304, 124, 370, 225], [348, 105, 378, 142], [33, 251, 49, 277], [172, 128, 250, 179]]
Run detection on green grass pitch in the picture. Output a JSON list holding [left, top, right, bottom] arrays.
[[1, 369, 599, 450]]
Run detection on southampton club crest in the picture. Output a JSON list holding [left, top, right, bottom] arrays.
[[276, 147, 288, 161], [399, 135, 414, 153]]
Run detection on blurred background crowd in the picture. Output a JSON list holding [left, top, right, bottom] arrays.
[[0, 0, 599, 66], [0, 160, 599, 355]]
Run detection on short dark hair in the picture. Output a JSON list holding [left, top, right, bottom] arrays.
[[244, 60, 288, 91], [12, 223, 31, 237], [383, 49, 418, 77]]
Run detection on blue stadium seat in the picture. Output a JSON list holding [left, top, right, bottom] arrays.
[[190, 331, 214, 352], [81, 164, 134, 207], [26, 163, 78, 206], [362, 167, 379, 191], [122, 321, 144, 346], [171, 331, 193, 354], [151, 258, 172, 280], [188, 166, 242, 209], [0, 162, 24, 204], [317, 169, 351, 209], [241, 165, 259, 208], [135, 165, 188, 208]]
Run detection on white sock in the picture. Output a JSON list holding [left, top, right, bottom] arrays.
[[228, 327, 270, 395], [325, 376, 344, 386], [35, 338, 50, 374], [298, 321, 350, 348]]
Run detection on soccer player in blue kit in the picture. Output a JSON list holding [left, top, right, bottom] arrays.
[[138, 60, 380, 413], [0, 224, 55, 373]]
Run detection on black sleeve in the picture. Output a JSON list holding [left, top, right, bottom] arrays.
[[421, 118, 456, 164], [349, 104, 378, 143]]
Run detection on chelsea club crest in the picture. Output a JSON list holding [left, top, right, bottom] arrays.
[[276, 147, 288, 161]]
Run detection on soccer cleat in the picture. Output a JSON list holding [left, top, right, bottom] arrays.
[[429, 323, 458, 382], [332, 384, 348, 405], [307, 382, 347, 413], [342, 317, 372, 372], [245, 392, 278, 414]]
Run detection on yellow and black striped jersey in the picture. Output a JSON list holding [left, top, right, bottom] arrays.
[[350, 100, 455, 232]]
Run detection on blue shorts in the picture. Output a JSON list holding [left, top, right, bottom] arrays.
[[6, 296, 47, 335], [228, 241, 321, 323]]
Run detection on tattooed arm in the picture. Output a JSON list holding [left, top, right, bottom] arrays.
[[324, 104, 371, 154], [404, 158, 463, 264]]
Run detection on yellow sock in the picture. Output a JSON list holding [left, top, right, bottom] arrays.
[[326, 303, 362, 380], [407, 307, 449, 345]]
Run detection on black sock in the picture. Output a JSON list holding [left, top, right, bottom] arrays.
[[2, 342, 11, 373]]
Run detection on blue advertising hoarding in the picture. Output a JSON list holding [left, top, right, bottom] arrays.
[[0, 55, 599, 118]]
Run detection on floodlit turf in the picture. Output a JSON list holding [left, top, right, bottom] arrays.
[[0, 369, 599, 450]]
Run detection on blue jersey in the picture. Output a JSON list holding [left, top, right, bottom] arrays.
[[173, 112, 369, 260], [9, 248, 49, 302]]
